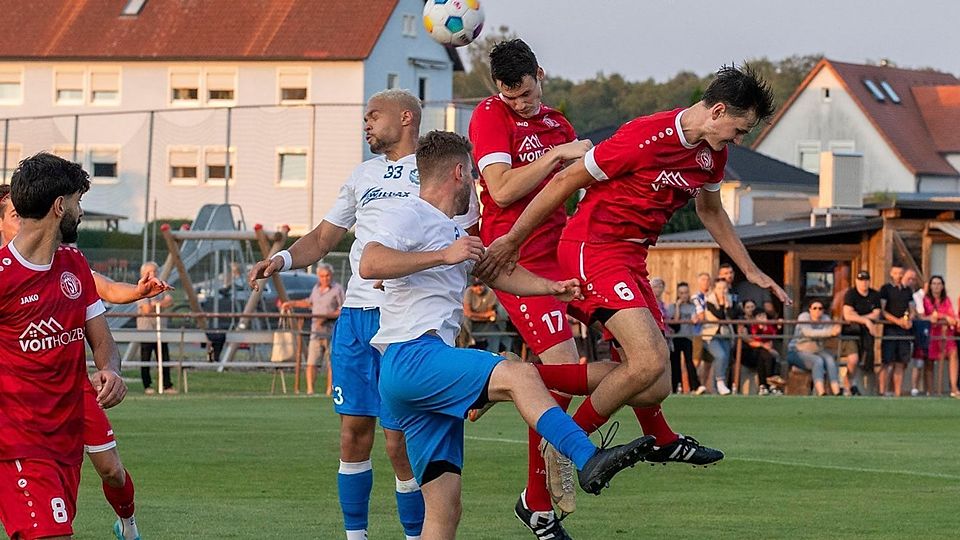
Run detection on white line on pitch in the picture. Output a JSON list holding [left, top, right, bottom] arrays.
[[463, 435, 960, 481]]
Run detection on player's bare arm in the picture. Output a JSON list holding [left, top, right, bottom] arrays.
[[248, 220, 348, 290], [695, 188, 791, 305], [482, 139, 592, 207], [359, 236, 484, 280], [93, 272, 173, 304], [481, 265, 582, 303], [85, 314, 126, 408], [476, 159, 595, 280]]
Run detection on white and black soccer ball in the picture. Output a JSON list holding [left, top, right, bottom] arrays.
[[422, 0, 485, 47]]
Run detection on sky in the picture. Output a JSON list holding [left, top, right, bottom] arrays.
[[476, 0, 960, 82]]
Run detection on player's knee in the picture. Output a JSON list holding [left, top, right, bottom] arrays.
[[96, 457, 126, 487], [508, 362, 543, 395], [383, 435, 407, 464], [340, 424, 375, 456]]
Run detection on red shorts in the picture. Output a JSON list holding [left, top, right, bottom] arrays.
[[558, 240, 664, 331], [83, 381, 116, 454], [495, 258, 576, 355], [0, 458, 80, 539]]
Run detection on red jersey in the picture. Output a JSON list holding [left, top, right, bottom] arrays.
[[0, 242, 104, 465], [562, 108, 727, 244], [470, 95, 576, 266]]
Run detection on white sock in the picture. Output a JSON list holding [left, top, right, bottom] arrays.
[[118, 514, 140, 540], [345, 530, 368, 540], [406, 536, 422, 540]]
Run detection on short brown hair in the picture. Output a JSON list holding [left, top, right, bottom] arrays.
[[0, 183, 10, 218], [415, 131, 473, 184]]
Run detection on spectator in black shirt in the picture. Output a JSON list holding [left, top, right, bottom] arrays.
[[879, 265, 916, 396], [841, 271, 881, 395]]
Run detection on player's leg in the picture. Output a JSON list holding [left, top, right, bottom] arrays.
[[83, 384, 140, 540], [330, 308, 380, 539], [420, 471, 462, 540], [494, 290, 579, 529]]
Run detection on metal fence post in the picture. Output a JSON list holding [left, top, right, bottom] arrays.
[[72, 114, 79, 163], [224, 107, 232, 204], [2, 118, 8, 183], [142, 110, 155, 266]]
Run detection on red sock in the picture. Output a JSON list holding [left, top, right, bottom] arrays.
[[633, 405, 679, 446], [526, 392, 572, 512], [534, 363, 589, 396], [102, 469, 136, 519], [571, 396, 609, 435]]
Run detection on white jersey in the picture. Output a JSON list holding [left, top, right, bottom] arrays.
[[324, 154, 480, 309], [369, 197, 472, 351]]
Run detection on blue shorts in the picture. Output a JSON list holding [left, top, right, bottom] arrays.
[[378, 334, 504, 484], [330, 307, 400, 430]]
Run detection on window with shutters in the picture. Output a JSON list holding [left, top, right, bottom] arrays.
[[169, 147, 200, 184], [206, 70, 236, 104], [797, 141, 822, 173], [278, 68, 309, 103], [0, 68, 22, 105], [90, 147, 119, 183], [0, 144, 21, 181], [89, 69, 120, 105], [204, 146, 236, 185], [277, 148, 308, 186], [170, 70, 200, 105], [55, 69, 85, 105]]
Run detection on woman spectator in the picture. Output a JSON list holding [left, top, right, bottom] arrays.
[[787, 300, 842, 396], [739, 299, 785, 395], [923, 276, 958, 397], [702, 278, 735, 395], [666, 282, 706, 395]]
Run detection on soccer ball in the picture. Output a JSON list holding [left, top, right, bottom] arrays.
[[422, 0, 484, 47]]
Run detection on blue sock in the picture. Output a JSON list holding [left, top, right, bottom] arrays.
[[338, 460, 373, 533], [395, 476, 425, 537], [535, 406, 597, 470]]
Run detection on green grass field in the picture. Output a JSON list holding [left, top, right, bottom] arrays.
[[71, 372, 960, 539]]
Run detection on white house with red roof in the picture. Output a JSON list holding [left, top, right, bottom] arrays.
[[753, 59, 960, 195], [0, 0, 459, 233]]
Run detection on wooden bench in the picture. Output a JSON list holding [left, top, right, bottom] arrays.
[[785, 366, 813, 396]]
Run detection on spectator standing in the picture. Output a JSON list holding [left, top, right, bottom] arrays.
[[666, 282, 705, 394], [840, 271, 882, 395], [788, 300, 842, 396], [281, 263, 345, 395], [879, 265, 916, 396], [702, 278, 735, 395], [462, 277, 502, 352], [923, 276, 958, 397], [137, 261, 175, 394], [717, 263, 744, 317], [903, 269, 929, 396], [740, 299, 784, 395]]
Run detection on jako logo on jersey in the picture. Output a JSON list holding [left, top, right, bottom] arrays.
[[20, 294, 38, 305], [518, 134, 551, 163], [543, 116, 561, 128], [18, 317, 85, 353], [359, 186, 411, 207], [60, 272, 82, 300], [696, 147, 714, 171]]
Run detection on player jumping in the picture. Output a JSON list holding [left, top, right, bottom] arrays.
[[479, 64, 789, 506]]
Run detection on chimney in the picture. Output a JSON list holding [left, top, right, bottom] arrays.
[[818, 151, 863, 209]]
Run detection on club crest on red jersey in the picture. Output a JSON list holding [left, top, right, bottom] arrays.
[[696, 147, 714, 171], [542, 116, 561, 128], [60, 271, 82, 300]]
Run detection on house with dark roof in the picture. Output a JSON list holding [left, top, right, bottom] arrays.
[[583, 126, 819, 225], [0, 0, 461, 233], [753, 58, 960, 194]]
